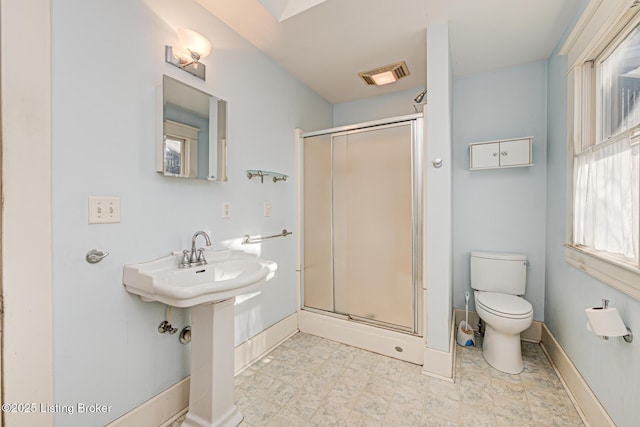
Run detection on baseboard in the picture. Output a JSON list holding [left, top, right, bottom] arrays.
[[298, 309, 424, 364], [521, 320, 542, 342], [422, 312, 455, 382], [453, 308, 542, 342], [105, 378, 190, 427], [234, 313, 299, 373], [541, 323, 615, 427], [106, 313, 299, 427]]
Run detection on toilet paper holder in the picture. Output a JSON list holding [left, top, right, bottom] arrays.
[[586, 299, 633, 343]]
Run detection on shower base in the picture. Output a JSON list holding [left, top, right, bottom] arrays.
[[298, 309, 424, 364]]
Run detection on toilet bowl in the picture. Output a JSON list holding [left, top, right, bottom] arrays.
[[470, 251, 534, 374], [475, 291, 533, 374]]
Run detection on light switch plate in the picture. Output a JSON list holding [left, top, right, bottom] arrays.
[[222, 201, 231, 219], [89, 196, 121, 224], [264, 201, 271, 217]]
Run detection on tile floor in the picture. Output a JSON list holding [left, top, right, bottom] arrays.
[[173, 332, 584, 427]]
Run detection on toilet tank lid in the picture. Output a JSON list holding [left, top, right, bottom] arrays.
[[471, 251, 527, 261]]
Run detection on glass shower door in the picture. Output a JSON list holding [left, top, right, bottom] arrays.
[[303, 121, 418, 333], [333, 124, 413, 329], [302, 133, 333, 312]]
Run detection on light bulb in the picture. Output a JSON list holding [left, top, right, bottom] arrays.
[[177, 28, 211, 60]]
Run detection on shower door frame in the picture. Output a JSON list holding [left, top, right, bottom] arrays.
[[298, 113, 424, 337]]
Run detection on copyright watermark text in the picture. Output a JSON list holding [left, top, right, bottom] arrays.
[[1, 402, 112, 415]]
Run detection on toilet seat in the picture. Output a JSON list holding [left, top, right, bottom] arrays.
[[476, 292, 533, 319]]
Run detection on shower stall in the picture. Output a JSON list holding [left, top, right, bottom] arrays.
[[298, 114, 424, 363]]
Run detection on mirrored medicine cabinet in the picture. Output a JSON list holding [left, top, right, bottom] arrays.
[[157, 75, 227, 181]]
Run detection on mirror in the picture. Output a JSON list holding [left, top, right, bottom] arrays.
[[157, 75, 227, 181]]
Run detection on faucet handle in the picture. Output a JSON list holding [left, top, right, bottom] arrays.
[[197, 248, 207, 263], [179, 250, 190, 268]]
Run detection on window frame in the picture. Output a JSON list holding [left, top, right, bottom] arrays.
[[563, 0, 640, 300]]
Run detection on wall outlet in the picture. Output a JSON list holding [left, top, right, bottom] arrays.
[[222, 201, 231, 219], [89, 196, 121, 224], [263, 200, 271, 217]]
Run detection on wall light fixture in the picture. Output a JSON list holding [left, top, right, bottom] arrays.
[[165, 28, 212, 81]]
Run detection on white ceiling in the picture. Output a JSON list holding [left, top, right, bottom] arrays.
[[195, 0, 582, 104]]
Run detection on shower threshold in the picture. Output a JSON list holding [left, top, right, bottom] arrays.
[[344, 313, 414, 334], [298, 308, 424, 365]]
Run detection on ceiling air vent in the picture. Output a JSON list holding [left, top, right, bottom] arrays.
[[358, 61, 410, 86]]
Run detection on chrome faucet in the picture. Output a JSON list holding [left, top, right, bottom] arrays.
[[191, 231, 212, 262], [179, 231, 212, 268]]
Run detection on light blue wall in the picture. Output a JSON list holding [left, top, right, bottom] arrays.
[[452, 60, 548, 321], [333, 87, 425, 126], [545, 3, 640, 426], [50, 0, 331, 426]]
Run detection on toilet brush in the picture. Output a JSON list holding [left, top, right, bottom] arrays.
[[465, 291, 470, 331], [457, 291, 475, 346]]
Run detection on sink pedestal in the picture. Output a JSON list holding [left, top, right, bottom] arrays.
[[182, 298, 243, 427], [123, 249, 277, 426]]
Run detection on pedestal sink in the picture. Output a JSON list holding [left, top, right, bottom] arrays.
[[123, 248, 277, 427]]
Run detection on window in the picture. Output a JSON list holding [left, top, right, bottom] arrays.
[[564, 1, 640, 299], [163, 120, 199, 178], [164, 136, 186, 176], [601, 23, 640, 141]]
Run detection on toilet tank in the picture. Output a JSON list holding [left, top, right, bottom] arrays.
[[470, 251, 527, 295]]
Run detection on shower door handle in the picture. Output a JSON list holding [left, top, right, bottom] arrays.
[[432, 158, 443, 168]]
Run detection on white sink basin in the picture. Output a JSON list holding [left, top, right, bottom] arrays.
[[123, 249, 277, 307]]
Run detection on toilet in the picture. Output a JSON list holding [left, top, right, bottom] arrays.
[[470, 251, 534, 374]]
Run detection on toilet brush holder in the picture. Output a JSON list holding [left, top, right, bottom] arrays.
[[457, 321, 475, 346]]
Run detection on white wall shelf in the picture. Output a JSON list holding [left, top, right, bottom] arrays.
[[469, 137, 533, 170]]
